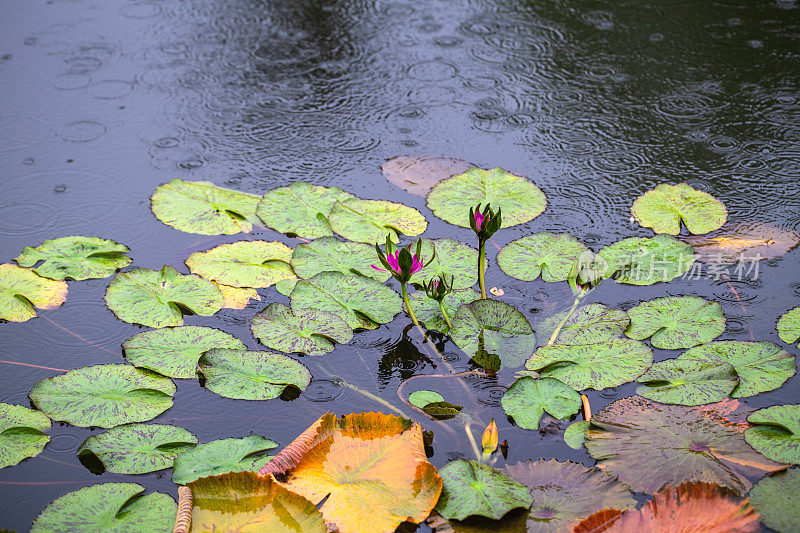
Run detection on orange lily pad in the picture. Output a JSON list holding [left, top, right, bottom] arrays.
[[0, 263, 68, 322], [382, 155, 472, 196], [682, 221, 800, 264]]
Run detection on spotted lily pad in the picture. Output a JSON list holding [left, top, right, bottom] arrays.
[[0, 403, 51, 468], [625, 296, 725, 349], [501, 377, 582, 430], [777, 307, 800, 348], [151, 179, 262, 235], [409, 289, 480, 334], [197, 349, 311, 400], [328, 197, 428, 244], [683, 221, 800, 264], [77, 423, 197, 474], [172, 435, 277, 485], [251, 303, 353, 356], [382, 155, 472, 196], [185, 240, 295, 288], [526, 339, 652, 391], [631, 183, 727, 235], [636, 359, 739, 405], [408, 239, 480, 290], [290, 236, 389, 282], [104, 266, 223, 328], [749, 467, 800, 533], [597, 234, 695, 285], [745, 404, 800, 465], [123, 326, 246, 379], [29, 364, 175, 428], [535, 304, 629, 346], [15, 236, 131, 281], [257, 182, 354, 239], [427, 167, 546, 228], [0, 263, 68, 322], [435, 459, 532, 520], [497, 233, 589, 282]]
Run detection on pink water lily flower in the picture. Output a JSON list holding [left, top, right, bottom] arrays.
[[473, 211, 488, 232], [371, 250, 425, 275]]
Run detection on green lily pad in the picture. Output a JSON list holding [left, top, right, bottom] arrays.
[[631, 183, 727, 235], [427, 167, 546, 228], [77, 423, 197, 474], [505, 460, 636, 533], [408, 289, 480, 334], [564, 420, 590, 450], [408, 238, 480, 290], [535, 304, 629, 346], [749, 468, 800, 533], [290, 236, 390, 283], [408, 391, 462, 419], [450, 299, 536, 370], [625, 296, 725, 349], [501, 377, 582, 430], [151, 179, 262, 235], [104, 266, 223, 328], [15, 236, 131, 281], [0, 403, 50, 468], [257, 182, 354, 239], [172, 435, 277, 485], [409, 390, 446, 408], [745, 404, 800, 465], [497, 233, 589, 282], [290, 271, 401, 330], [31, 483, 176, 533], [679, 341, 795, 398], [777, 307, 800, 347], [636, 359, 739, 406], [0, 263, 68, 322], [185, 240, 295, 288], [526, 339, 653, 391], [197, 349, 311, 400], [328, 197, 427, 244], [29, 364, 175, 428], [123, 326, 246, 379], [275, 277, 298, 296], [597, 234, 695, 285], [250, 303, 353, 356], [435, 459, 533, 520]]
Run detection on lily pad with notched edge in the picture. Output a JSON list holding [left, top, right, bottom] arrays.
[[535, 304, 629, 346], [77, 423, 197, 474], [427, 167, 546, 228], [409, 239, 480, 290], [683, 221, 800, 264], [104, 266, 223, 328], [778, 307, 800, 348], [172, 435, 277, 485], [151, 179, 262, 235], [217, 283, 260, 309], [328, 197, 427, 244], [749, 467, 800, 533], [497, 233, 589, 282], [185, 240, 295, 288], [409, 289, 480, 334], [564, 420, 590, 450], [382, 155, 472, 196], [631, 183, 727, 235], [251, 303, 353, 356], [197, 349, 311, 400], [0, 403, 50, 468], [597, 234, 695, 285], [625, 296, 725, 349], [15, 236, 131, 281], [0, 264, 67, 322], [745, 404, 800, 465], [501, 377, 582, 430], [636, 359, 739, 406], [290, 236, 389, 283], [257, 182, 354, 239], [29, 364, 175, 428]]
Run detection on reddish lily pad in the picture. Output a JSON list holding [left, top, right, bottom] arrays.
[[382, 155, 472, 196], [683, 221, 800, 264]]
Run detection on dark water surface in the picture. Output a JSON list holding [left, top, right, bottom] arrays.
[[2, 0, 799, 530]]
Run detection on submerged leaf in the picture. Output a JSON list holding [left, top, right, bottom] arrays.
[[0, 403, 50, 468], [745, 404, 800, 465], [172, 435, 277, 485], [251, 303, 352, 356], [631, 183, 727, 235], [257, 182, 354, 239], [185, 240, 295, 288], [408, 238, 481, 290], [597, 234, 695, 285], [497, 233, 589, 282], [636, 359, 739, 406], [501, 377, 582, 430], [382, 155, 472, 196], [683, 220, 800, 264], [535, 304, 629, 346], [328, 197, 427, 244], [777, 307, 800, 348], [0, 263, 68, 322], [409, 289, 480, 334], [749, 467, 800, 533], [625, 296, 725, 349], [15, 236, 131, 280], [290, 236, 389, 282]]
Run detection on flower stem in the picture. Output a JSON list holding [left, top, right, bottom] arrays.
[[401, 282, 421, 327], [438, 300, 453, 330], [478, 240, 487, 299], [547, 289, 593, 346]]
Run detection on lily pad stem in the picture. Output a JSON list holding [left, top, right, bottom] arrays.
[[478, 240, 487, 299], [464, 419, 482, 461], [313, 363, 408, 417], [438, 300, 454, 330], [401, 282, 421, 327]]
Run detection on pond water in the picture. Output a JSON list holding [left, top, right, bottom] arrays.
[[1, 0, 799, 531]]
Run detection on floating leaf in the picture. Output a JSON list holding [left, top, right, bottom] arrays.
[[497, 233, 589, 282], [564, 420, 590, 450], [275, 277, 298, 296], [188, 471, 326, 532], [217, 283, 260, 309], [104, 266, 223, 328], [328, 197, 427, 244], [409, 289, 480, 334], [77, 423, 197, 474], [290, 271, 401, 330], [535, 304, 629, 346], [185, 240, 295, 288], [745, 404, 800, 465], [150, 179, 261, 235], [290, 236, 389, 282], [251, 303, 352, 356], [0, 403, 50, 468], [172, 435, 277, 485], [409, 238, 480, 290], [597, 234, 695, 285], [408, 392, 463, 420], [257, 182, 354, 239], [777, 307, 800, 348], [584, 396, 785, 494], [625, 296, 725, 349], [29, 364, 175, 428], [198, 349, 311, 400], [526, 339, 652, 391], [15, 236, 131, 281], [382, 155, 472, 196], [435, 459, 532, 520], [631, 183, 728, 235], [427, 167, 546, 228], [409, 390, 446, 408], [749, 467, 800, 533], [501, 377, 581, 430], [30, 483, 176, 533], [0, 264, 67, 322], [636, 359, 739, 406], [505, 459, 636, 533], [123, 326, 246, 379], [450, 299, 536, 369], [679, 341, 795, 398], [683, 221, 800, 264]]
